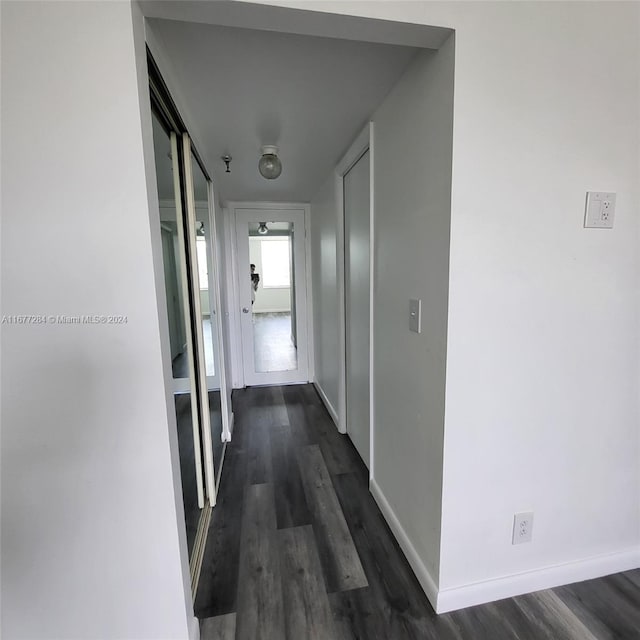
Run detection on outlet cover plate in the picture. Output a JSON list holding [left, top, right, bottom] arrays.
[[512, 511, 534, 545], [584, 191, 616, 229]]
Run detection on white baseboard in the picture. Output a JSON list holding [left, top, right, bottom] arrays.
[[189, 615, 200, 640], [369, 478, 439, 611], [437, 546, 640, 613], [371, 483, 640, 615], [313, 380, 339, 427]]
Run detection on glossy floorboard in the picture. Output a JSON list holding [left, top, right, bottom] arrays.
[[252, 313, 297, 373], [196, 384, 640, 639]]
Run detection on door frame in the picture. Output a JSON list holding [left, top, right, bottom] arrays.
[[226, 201, 314, 388], [335, 123, 375, 480], [203, 184, 233, 448], [182, 134, 217, 506], [197, 203, 221, 393]]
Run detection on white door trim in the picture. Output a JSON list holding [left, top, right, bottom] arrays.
[[170, 132, 205, 509], [223, 206, 244, 389], [335, 124, 374, 479], [228, 202, 312, 387], [182, 134, 215, 506], [207, 192, 233, 446]]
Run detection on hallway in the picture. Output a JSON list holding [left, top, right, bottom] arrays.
[[195, 385, 640, 639]]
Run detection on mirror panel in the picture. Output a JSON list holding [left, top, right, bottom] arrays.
[[151, 112, 204, 558], [248, 222, 298, 373], [189, 148, 224, 487]]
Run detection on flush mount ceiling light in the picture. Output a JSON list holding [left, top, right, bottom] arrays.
[[258, 145, 282, 180], [258, 222, 269, 235]]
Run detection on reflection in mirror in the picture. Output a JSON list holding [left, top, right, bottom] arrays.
[[195, 223, 215, 377], [151, 111, 202, 557], [248, 221, 298, 373], [191, 152, 224, 479]]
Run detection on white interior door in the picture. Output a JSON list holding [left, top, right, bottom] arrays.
[[344, 150, 371, 467], [235, 208, 309, 386]]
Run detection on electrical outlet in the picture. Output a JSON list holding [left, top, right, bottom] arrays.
[[512, 512, 534, 545], [584, 191, 616, 228]]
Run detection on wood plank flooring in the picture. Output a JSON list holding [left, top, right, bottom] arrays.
[[196, 384, 640, 640]]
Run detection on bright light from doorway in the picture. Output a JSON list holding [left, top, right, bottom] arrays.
[[197, 238, 208, 290], [261, 238, 291, 288]]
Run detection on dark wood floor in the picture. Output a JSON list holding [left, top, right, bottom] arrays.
[[195, 384, 640, 640]]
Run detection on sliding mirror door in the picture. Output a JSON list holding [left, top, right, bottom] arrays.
[[151, 112, 205, 560], [182, 136, 225, 499], [149, 52, 231, 598]]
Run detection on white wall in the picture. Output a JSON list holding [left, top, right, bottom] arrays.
[[199, 289, 211, 316], [436, 1, 640, 603], [256, 0, 640, 610], [310, 174, 341, 417], [220, 207, 245, 389], [1, 2, 193, 638], [372, 43, 454, 587]]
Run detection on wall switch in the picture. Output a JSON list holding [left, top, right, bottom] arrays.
[[409, 299, 422, 334], [512, 512, 534, 544], [584, 191, 616, 228]]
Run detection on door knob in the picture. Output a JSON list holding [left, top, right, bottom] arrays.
[[242, 307, 250, 314]]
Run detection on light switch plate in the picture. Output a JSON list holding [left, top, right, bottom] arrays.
[[409, 299, 421, 334], [584, 191, 616, 228]]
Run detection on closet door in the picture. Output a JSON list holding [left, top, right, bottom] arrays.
[[344, 150, 371, 468], [151, 114, 205, 562], [182, 135, 225, 502], [149, 52, 231, 600]]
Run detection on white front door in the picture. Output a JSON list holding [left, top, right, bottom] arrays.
[[235, 208, 309, 386]]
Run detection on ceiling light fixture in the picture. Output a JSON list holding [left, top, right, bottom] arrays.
[[258, 145, 282, 180], [258, 222, 269, 235]]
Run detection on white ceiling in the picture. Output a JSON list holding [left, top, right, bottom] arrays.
[[148, 19, 418, 202]]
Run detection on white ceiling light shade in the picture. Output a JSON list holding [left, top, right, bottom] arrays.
[[258, 145, 282, 180], [258, 222, 269, 235]]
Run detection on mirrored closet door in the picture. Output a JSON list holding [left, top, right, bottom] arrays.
[[182, 135, 225, 503], [148, 56, 229, 598], [151, 113, 205, 560]]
